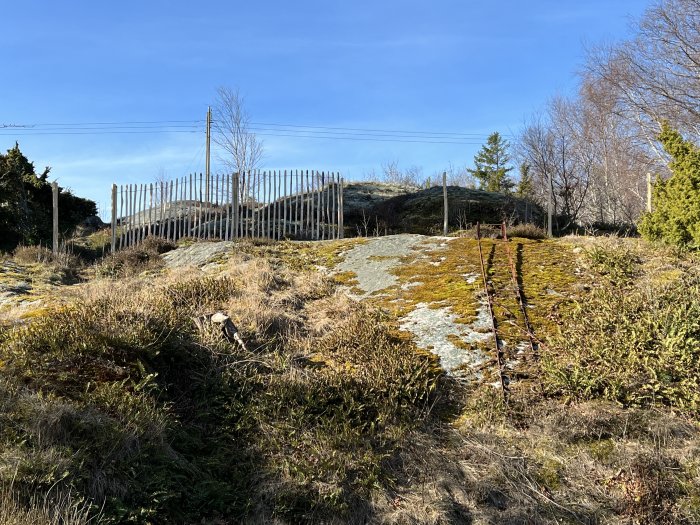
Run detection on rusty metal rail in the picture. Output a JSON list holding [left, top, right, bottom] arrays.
[[501, 223, 538, 360], [475, 221, 541, 405], [476, 222, 510, 404]]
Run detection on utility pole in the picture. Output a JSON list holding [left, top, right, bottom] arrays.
[[205, 106, 211, 203]]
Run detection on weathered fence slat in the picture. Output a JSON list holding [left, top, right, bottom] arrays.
[[338, 177, 345, 239], [149, 183, 153, 238]]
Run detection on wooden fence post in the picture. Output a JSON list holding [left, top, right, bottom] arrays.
[[339, 177, 344, 239], [52, 181, 59, 254], [110, 183, 117, 252], [233, 173, 239, 239], [442, 171, 448, 236], [119, 185, 124, 249], [148, 183, 154, 238]]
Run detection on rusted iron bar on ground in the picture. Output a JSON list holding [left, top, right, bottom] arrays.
[[476, 222, 510, 404], [500, 222, 538, 360]]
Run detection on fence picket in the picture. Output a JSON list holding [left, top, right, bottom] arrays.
[[140, 184, 146, 243], [263, 171, 272, 238], [126, 185, 131, 247], [233, 173, 239, 239], [338, 177, 345, 239], [174, 178, 179, 241], [135, 184, 141, 245], [165, 181, 171, 241], [269, 170, 275, 241], [118, 185, 124, 249], [315, 171, 321, 240], [185, 175, 189, 239], [282, 169, 288, 238], [322, 172, 327, 240], [254, 169, 260, 238], [148, 183, 153, 238], [277, 169, 282, 240]]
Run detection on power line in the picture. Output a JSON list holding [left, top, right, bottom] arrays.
[[0, 130, 202, 136], [28, 119, 205, 126], [251, 131, 485, 145], [248, 121, 508, 138], [0, 119, 505, 144], [1, 119, 504, 137]]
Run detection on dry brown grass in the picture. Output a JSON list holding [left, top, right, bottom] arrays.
[[96, 237, 175, 278], [0, 246, 444, 523], [0, 485, 93, 525], [12, 245, 81, 269]]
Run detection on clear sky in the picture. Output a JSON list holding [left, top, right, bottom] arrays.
[[1, 0, 649, 217]]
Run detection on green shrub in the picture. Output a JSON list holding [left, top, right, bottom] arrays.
[[542, 244, 700, 412], [639, 124, 700, 250]]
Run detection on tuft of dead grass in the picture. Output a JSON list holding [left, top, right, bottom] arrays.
[[96, 237, 176, 278], [0, 484, 93, 525], [508, 223, 548, 240]]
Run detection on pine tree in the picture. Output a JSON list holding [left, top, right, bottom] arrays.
[[467, 132, 514, 193], [639, 124, 700, 250]]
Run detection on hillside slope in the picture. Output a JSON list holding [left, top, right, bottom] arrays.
[[0, 235, 698, 524]]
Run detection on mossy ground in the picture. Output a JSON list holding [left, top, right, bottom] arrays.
[[329, 236, 582, 397]]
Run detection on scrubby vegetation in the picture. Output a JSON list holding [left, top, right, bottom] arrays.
[[0, 252, 443, 523], [543, 240, 700, 412]]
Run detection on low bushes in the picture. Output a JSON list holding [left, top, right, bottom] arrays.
[[542, 243, 700, 413]]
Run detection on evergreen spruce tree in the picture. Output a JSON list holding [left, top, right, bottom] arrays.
[[639, 124, 700, 250], [467, 132, 514, 193]]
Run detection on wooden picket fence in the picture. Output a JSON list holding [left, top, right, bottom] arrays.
[[110, 170, 344, 251]]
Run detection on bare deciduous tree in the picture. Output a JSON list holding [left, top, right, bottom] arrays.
[[381, 160, 423, 188], [517, 99, 594, 230], [586, 0, 700, 146], [211, 87, 264, 198]]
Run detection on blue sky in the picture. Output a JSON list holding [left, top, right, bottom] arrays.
[[2, 0, 649, 217]]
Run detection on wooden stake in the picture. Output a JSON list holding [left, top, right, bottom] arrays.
[[149, 183, 154, 238], [110, 184, 117, 252], [52, 182, 59, 254], [283, 169, 288, 238], [119, 185, 124, 249], [339, 177, 344, 239], [443, 171, 448, 236]]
